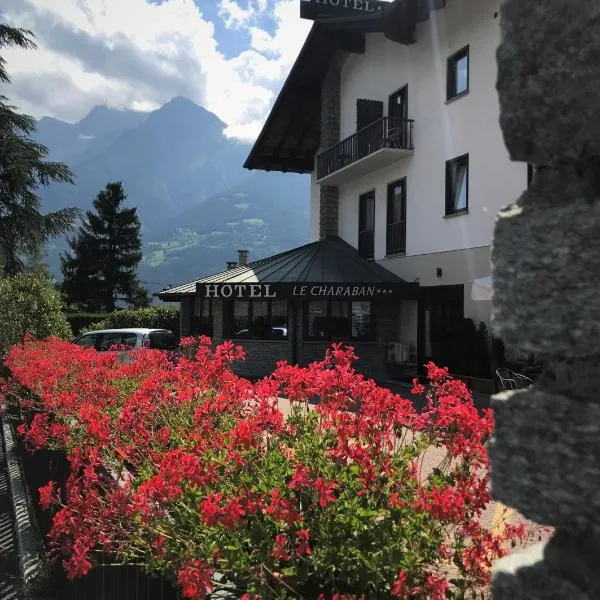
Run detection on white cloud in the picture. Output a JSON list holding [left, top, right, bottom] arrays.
[[2, 0, 311, 142], [218, 0, 268, 30]]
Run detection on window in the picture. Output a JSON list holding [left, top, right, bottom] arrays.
[[72, 333, 99, 348], [445, 154, 469, 215], [193, 298, 213, 337], [386, 179, 406, 254], [230, 300, 288, 340], [305, 301, 374, 341], [358, 191, 375, 259], [447, 46, 469, 100], [121, 333, 138, 348], [98, 332, 126, 351]]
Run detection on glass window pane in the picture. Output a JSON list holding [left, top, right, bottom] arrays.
[[307, 301, 328, 339], [359, 193, 375, 232], [233, 301, 250, 337], [251, 301, 269, 339], [352, 302, 373, 339], [392, 183, 404, 223], [121, 333, 138, 348], [453, 163, 468, 211], [99, 333, 123, 351], [74, 334, 97, 347], [456, 55, 468, 94], [330, 301, 350, 338], [270, 301, 288, 339], [193, 299, 213, 336]]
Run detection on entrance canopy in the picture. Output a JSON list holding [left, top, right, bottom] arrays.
[[157, 237, 419, 302]]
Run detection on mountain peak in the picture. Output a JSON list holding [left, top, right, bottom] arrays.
[[77, 104, 149, 137], [151, 96, 226, 130]]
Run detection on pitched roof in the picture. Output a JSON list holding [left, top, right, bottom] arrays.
[[156, 237, 415, 300], [244, 0, 446, 174]]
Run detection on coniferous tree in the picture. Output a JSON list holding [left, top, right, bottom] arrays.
[[0, 24, 79, 274], [61, 182, 149, 311]]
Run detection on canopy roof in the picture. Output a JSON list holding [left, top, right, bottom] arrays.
[[157, 237, 418, 301], [244, 0, 446, 173]]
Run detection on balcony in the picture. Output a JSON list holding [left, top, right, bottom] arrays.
[[316, 117, 414, 185], [386, 221, 406, 255]]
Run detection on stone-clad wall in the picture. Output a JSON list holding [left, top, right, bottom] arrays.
[[231, 341, 289, 379], [319, 64, 341, 240], [490, 1, 600, 597], [301, 341, 387, 381]]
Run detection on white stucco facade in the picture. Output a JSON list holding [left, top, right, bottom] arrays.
[[311, 0, 527, 324]]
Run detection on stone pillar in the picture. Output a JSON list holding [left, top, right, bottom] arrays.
[[319, 65, 341, 240], [180, 297, 193, 337], [490, 1, 600, 597]]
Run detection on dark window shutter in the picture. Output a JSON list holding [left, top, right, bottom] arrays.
[[356, 99, 383, 130]]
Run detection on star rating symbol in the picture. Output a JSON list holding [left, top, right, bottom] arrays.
[[376, 288, 394, 295]]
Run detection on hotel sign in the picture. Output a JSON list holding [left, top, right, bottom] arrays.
[[196, 282, 418, 300], [300, 0, 387, 20]]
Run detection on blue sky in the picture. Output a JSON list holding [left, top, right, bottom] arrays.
[[1, 0, 311, 141]]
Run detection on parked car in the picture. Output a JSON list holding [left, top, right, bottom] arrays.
[[72, 328, 179, 353], [233, 326, 288, 339]]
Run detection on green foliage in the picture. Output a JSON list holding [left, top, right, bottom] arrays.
[[0, 271, 71, 355], [82, 306, 180, 336], [60, 182, 149, 312], [0, 23, 79, 275], [434, 318, 504, 379], [64, 312, 108, 336]]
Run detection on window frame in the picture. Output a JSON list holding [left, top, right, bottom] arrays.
[[445, 154, 469, 216], [229, 299, 288, 340], [446, 45, 470, 101], [358, 190, 376, 259], [386, 178, 407, 255], [303, 300, 376, 342]]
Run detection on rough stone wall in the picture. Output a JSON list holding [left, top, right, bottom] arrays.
[[490, 1, 600, 597], [319, 65, 341, 240]]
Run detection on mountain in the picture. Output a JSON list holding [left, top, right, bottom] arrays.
[[36, 106, 150, 164], [140, 170, 310, 293], [37, 97, 252, 230], [36, 97, 310, 296]]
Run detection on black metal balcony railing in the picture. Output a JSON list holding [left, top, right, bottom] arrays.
[[317, 117, 414, 180], [358, 229, 375, 259], [386, 221, 406, 255]]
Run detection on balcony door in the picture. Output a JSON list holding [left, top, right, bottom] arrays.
[[356, 99, 383, 158], [388, 86, 407, 148], [386, 179, 406, 255], [358, 191, 375, 259]]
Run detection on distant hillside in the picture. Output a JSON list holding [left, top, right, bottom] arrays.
[[141, 170, 310, 294], [36, 97, 310, 296]]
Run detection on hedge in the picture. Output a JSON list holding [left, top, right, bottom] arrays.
[[81, 306, 180, 337], [64, 313, 108, 336]]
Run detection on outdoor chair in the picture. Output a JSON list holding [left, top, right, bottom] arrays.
[[496, 368, 534, 391]]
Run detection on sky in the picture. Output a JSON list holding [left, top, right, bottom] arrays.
[[0, 0, 316, 142]]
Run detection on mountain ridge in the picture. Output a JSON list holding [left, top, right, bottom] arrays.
[[36, 97, 310, 297]]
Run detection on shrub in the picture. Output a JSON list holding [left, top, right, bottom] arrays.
[[0, 272, 71, 356], [64, 312, 107, 336], [4, 338, 528, 599], [83, 306, 180, 336]]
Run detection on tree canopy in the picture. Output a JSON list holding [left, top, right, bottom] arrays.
[[0, 270, 72, 356], [0, 23, 79, 274], [61, 182, 149, 311]]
